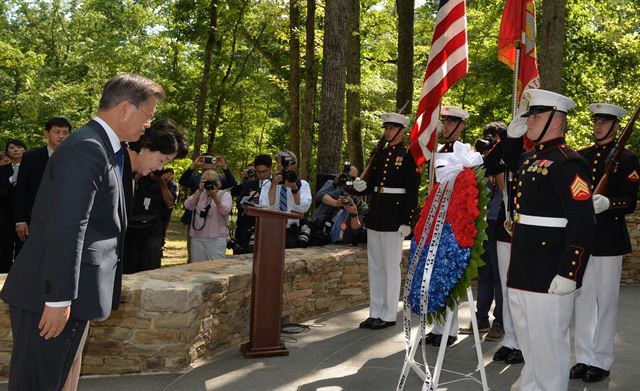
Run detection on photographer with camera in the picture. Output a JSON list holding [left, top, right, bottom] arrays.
[[310, 164, 368, 245], [184, 170, 232, 262], [229, 155, 273, 254], [259, 150, 311, 248]]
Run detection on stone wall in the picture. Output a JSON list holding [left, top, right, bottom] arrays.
[[1, 209, 640, 378], [0, 245, 406, 377]]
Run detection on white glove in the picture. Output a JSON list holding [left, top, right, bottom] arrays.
[[353, 177, 367, 192], [398, 224, 411, 238], [547, 274, 576, 295], [593, 194, 610, 214], [507, 113, 527, 138]]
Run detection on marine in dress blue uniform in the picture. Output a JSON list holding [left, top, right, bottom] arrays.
[[424, 106, 469, 346], [504, 89, 597, 391], [354, 113, 420, 330], [571, 103, 639, 383]]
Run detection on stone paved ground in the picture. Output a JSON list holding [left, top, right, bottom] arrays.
[[1, 285, 634, 391]]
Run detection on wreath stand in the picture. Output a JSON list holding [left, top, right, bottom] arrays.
[[397, 286, 489, 391]]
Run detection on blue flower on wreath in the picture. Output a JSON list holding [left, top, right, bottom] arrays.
[[407, 223, 471, 315]]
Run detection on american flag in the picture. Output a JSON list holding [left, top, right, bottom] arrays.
[[409, 0, 469, 166]]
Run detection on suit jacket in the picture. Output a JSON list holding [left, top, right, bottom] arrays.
[[0, 120, 127, 321], [14, 146, 49, 224]]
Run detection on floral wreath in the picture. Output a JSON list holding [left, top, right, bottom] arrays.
[[407, 165, 489, 322]]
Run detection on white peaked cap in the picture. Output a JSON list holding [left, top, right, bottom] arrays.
[[380, 112, 410, 127], [589, 103, 626, 120], [440, 106, 470, 121], [522, 89, 576, 115]]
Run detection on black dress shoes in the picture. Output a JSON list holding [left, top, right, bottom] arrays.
[[504, 349, 524, 364], [370, 319, 396, 330], [424, 332, 439, 345], [569, 363, 590, 379], [429, 334, 457, 347], [583, 366, 610, 383], [359, 317, 377, 328], [492, 346, 513, 361]]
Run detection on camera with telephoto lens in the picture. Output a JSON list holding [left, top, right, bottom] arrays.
[[297, 223, 311, 247], [474, 135, 498, 155], [278, 152, 298, 184], [226, 238, 244, 254], [246, 167, 256, 180], [203, 180, 218, 191], [336, 161, 354, 194]]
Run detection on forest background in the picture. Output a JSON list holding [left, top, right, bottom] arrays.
[[0, 0, 638, 191]]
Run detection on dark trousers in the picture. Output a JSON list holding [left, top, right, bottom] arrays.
[[123, 218, 163, 274], [476, 220, 503, 325], [9, 306, 88, 391]]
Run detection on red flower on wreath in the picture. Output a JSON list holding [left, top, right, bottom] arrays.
[[412, 168, 479, 248], [446, 168, 479, 247]]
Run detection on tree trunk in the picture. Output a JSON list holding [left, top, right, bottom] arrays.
[[345, 0, 363, 172], [192, 0, 218, 159], [289, 0, 301, 161], [396, 0, 414, 113], [539, 0, 566, 93], [300, 0, 316, 180], [317, 0, 348, 176]]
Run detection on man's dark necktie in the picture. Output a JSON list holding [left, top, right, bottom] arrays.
[[115, 149, 124, 178], [279, 185, 288, 211]]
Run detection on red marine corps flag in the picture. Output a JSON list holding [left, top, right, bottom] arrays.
[[498, 0, 540, 105], [409, 0, 469, 166]]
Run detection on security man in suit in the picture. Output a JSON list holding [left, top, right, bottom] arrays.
[[438, 106, 468, 153], [14, 117, 72, 247], [504, 89, 596, 391], [353, 112, 420, 330], [423, 106, 469, 346], [570, 103, 639, 383], [0, 74, 164, 391]]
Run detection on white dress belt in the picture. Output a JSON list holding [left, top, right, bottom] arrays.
[[515, 213, 568, 228], [373, 186, 406, 194]]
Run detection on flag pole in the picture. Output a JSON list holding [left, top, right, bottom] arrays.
[[512, 40, 521, 117]]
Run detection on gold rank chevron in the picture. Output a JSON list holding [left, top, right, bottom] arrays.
[[570, 175, 591, 200]]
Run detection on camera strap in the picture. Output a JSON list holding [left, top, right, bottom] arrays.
[[191, 198, 212, 231]]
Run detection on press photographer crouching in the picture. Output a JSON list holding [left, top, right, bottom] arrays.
[[123, 118, 188, 274], [259, 150, 311, 248], [185, 170, 233, 262], [310, 163, 368, 246]]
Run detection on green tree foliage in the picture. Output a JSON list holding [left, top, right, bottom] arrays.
[[0, 0, 638, 178]]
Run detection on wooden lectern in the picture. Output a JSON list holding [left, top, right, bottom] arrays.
[[240, 206, 301, 358]]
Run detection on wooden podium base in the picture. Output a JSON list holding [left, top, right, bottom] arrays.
[[240, 341, 289, 358]]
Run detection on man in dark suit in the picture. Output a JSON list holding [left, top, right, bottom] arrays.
[[0, 139, 26, 273], [14, 117, 72, 249], [0, 73, 164, 390]]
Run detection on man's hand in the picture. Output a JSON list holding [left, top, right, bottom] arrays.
[[39, 305, 71, 340], [593, 194, 610, 214], [344, 203, 358, 215], [284, 179, 298, 191], [547, 275, 576, 295], [216, 156, 227, 170], [353, 177, 367, 192], [15, 223, 28, 241], [191, 155, 205, 170], [398, 224, 411, 238]]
